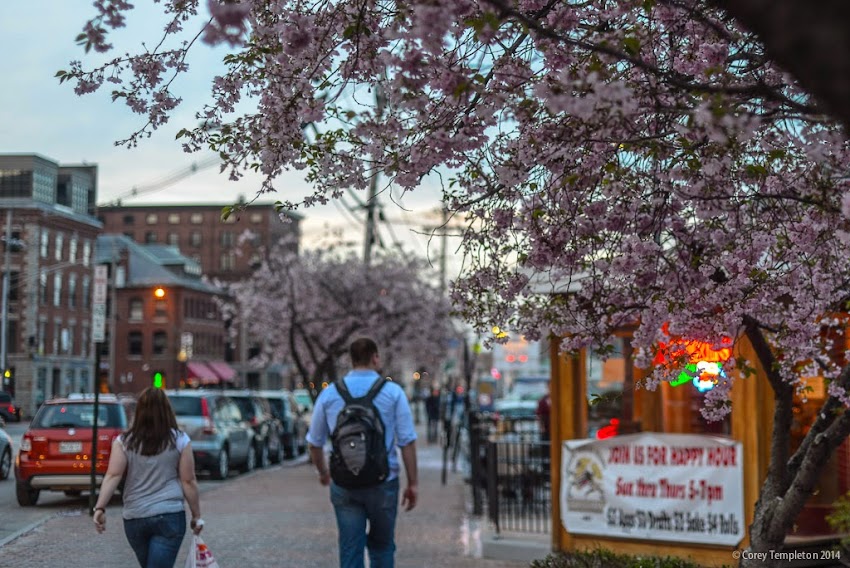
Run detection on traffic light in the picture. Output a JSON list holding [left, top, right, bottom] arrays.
[[153, 371, 164, 389]]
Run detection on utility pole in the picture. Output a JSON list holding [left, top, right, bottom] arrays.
[[1, 209, 12, 376], [363, 81, 386, 266]]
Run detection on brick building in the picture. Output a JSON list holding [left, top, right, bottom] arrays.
[[97, 203, 303, 390], [95, 235, 234, 395], [0, 154, 101, 417], [96, 203, 301, 282]]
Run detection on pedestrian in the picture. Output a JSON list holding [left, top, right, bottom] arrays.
[[425, 387, 441, 444], [92, 386, 203, 567], [307, 337, 419, 568]]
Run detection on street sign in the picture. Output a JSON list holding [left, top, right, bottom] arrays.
[[181, 332, 193, 358], [92, 265, 108, 343], [92, 303, 106, 343], [93, 265, 108, 305]]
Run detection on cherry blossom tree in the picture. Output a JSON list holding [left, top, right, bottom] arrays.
[[222, 245, 452, 388], [63, 1, 850, 564]]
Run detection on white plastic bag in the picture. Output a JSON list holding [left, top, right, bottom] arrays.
[[184, 534, 220, 568]]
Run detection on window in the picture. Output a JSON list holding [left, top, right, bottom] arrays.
[[220, 253, 235, 271], [81, 276, 91, 308], [586, 337, 629, 438], [221, 231, 234, 247], [40, 229, 48, 258], [81, 327, 89, 357], [129, 298, 143, 320], [145, 231, 157, 244], [250, 213, 263, 224], [167, 213, 180, 224], [190, 213, 203, 224], [54, 232, 64, 261], [53, 273, 62, 307], [152, 331, 167, 355], [37, 321, 46, 355], [68, 274, 77, 309], [154, 299, 167, 318], [61, 327, 71, 353], [128, 332, 143, 356], [167, 232, 179, 246], [53, 323, 61, 355], [69, 237, 77, 263], [39, 270, 48, 305], [146, 214, 158, 225], [190, 232, 202, 247], [123, 215, 135, 225], [6, 320, 17, 354], [82, 240, 91, 267]]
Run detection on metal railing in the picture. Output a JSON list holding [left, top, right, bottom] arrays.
[[464, 411, 552, 535], [485, 430, 552, 534]]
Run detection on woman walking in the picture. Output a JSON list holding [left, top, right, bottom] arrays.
[[93, 387, 203, 567]]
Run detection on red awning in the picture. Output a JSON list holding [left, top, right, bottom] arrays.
[[186, 361, 219, 385], [208, 361, 236, 383]]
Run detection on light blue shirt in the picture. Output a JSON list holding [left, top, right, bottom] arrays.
[[306, 370, 417, 481]]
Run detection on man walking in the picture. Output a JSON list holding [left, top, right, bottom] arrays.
[[307, 337, 418, 568]]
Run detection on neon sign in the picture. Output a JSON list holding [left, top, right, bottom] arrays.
[[655, 325, 732, 391]]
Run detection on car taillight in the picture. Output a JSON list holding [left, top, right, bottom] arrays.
[[200, 398, 216, 435], [250, 416, 259, 426], [20, 435, 32, 452], [7, 404, 14, 413]]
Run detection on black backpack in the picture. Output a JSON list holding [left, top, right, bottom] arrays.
[[329, 377, 389, 489]]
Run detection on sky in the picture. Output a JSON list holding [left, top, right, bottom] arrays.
[[0, 1, 463, 276]]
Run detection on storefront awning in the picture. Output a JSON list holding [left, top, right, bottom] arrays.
[[208, 361, 236, 383], [186, 361, 219, 385]]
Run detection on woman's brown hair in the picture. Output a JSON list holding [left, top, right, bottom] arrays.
[[123, 387, 179, 456]]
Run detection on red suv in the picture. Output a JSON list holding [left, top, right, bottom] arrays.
[[15, 394, 129, 506]]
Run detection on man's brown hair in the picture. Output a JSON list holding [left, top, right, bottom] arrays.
[[350, 337, 379, 367]]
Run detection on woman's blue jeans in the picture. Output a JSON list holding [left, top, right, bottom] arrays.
[[330, 478, 400, 568], [123, 511, 186, 568]]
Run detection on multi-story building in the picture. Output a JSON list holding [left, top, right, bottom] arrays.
[[97, 203, 303, 389], [96, 203, 301, 282], [0, 154, 102, 417], [95, 235, 234, 395]]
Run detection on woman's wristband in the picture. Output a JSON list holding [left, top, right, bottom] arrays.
[[93, 507, 105, 514]]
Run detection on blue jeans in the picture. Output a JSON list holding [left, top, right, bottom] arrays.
[[123, 511, 186, 568], [330, 478, 400, 568]]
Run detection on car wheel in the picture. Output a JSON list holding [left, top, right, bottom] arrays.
[[212, 448, 230, 480], [282, 433, 295, 459], [0, 447, 10, 480], [241, 444, 256, 473], [259, 442, 270, 469], [16, 482, 39, 506]]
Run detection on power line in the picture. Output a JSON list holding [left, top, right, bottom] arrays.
[[100, 156, 220, 206]]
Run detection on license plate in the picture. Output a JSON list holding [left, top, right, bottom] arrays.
[[59, 441, 82, 453]]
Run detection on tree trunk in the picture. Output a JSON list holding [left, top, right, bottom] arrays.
[[710, 0, 850, 133]]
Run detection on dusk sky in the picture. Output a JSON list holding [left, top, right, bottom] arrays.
[[0, 1, 458, 267]]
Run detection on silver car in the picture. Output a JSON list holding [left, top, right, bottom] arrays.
[[0, 420, 11, 480], [165, 390, 256, 480]]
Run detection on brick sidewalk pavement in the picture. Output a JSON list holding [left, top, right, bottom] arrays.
[[0, 433, 534, 568]]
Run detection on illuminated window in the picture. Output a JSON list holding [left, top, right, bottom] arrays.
[[167, 213, 180, 224], [146, 214, 158, 225], [250, 213, 263, 223], [190, 213, 203, 224]]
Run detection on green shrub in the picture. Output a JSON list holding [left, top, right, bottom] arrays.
[[529, 548, 719, 568]]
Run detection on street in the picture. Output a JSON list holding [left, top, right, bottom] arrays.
[[0, 420, 309, 547]]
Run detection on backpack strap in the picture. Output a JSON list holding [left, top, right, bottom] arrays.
[[362, 376, 387, 404], [336, 375, 387, 404], [336, 378, 354, 404]]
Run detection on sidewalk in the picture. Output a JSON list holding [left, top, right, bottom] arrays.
[[0, 430, 535, 568]]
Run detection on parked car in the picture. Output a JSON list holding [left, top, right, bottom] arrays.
[[222, 390, 284, 467], [165, 390, 256, 480], [14, 394, 129, 506], [0, 421, 11, 481], [258, 390, 308, 459], [0, 391, 20, 422]]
